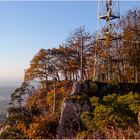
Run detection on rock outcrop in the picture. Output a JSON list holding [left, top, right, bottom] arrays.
[[57, 80, 140, 138], [57, 81, 92, 138], [71, 80, 95, 96], [138, 111, 140, 125]]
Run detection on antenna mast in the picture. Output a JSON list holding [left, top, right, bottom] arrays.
[[95, 0, 120, 81]]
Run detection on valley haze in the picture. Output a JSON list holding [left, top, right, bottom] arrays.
[[0, 81, 21, 100]]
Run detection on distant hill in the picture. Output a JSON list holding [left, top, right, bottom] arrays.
[[0, 81, 21, 100], [0, 99, 8, 115], [0, 114, 6, 126], [0, 86, 17, 100], [0, 81, 21, 116]]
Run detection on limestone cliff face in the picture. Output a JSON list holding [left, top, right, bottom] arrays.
[[57, 81, 92, 139]]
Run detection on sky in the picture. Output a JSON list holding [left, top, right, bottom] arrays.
[[0, 1, 139, 82]]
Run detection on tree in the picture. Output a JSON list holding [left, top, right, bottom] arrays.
[[24, 49, 49, 90], [67, 26, 92, 81], [121, 9, 140, 83]]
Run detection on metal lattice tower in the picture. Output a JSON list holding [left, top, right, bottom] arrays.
[[94, 0, 120, 81]]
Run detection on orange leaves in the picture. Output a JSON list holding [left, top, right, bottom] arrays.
[[17, 122, 27, 136], [25, 114, 59, 139]]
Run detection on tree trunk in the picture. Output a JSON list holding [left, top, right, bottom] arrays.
[[80, 39, 84, 81], [64, 70, 68, 80], [53, 77, 56, 113], [28, 91, 33, 117]]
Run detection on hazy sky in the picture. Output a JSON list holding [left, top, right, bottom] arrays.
[[0, 1, 139, 82]]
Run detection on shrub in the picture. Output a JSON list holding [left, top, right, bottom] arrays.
[[81, 92, 140, 139]]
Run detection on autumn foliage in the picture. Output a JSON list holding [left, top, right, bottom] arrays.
[[0, 8, 140, 139]]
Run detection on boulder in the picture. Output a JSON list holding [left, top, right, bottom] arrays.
[[57, 95, 91, 138], [71, 82, 82, 95]]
